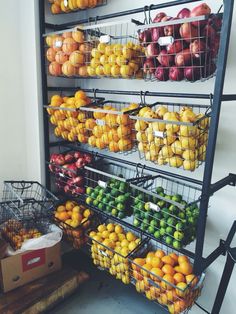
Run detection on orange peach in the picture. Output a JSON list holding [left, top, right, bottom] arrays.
[[46, 48, 56, 62], [62, 38, 79, 55], [49, 62, 62, 76], [55, 51, 69, 64]]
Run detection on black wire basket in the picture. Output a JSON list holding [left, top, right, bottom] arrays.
[[2, 181, 58, 220], [130, 101, 210, 171], [130, 174, 202, 250], [137, 5, 222, 82], [130, 239, 205, 314], [49, 0, 107, 15]]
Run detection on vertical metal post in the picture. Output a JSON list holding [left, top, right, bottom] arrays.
[[39, 0, 51, 189], [194, 0, 235, 274], [211, 248, 236, 314]]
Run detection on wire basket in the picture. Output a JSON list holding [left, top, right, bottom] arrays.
[[87, 216, 147, 284], [0, 213, 52, 250], [130, 102, 210, 171], [44, 19, 145, 78], [48, 150, 93, 196], [78, 100, 140, 154], [53, 199, 94, 249], [45, 90, 104, 143], [49, 0, 107, 15], [130, 239, 205, 314], [130, 174, 202, 249], [84, 160, 150, 219], [2, 181, 58, 220], [137, 6, 222, 82]]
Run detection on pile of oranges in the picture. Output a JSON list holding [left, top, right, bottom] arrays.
[[46, 90, 92, 142], [46, 29, 87, 77], [50, 0, 102, 14], [132, 249, 201, 314], [86, 102, 139, 152], [55, 200, 93, 249]]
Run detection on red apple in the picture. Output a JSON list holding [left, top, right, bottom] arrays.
[[76, 157, 86, 169], [67, 163, 78, 178], [179, 23, 198, 42], [166, 40, 183, 54], [83, 153, 92, 164], [143, 58, 156, 74], [202, 24, 217, 44], [155, 66, 169, 81], [74, 151, 83, 159], [164, 18, 180, 37], [209, 14, 222, 31], [175, 49, 192, 66], [210, 35, 220, 58], [151, 27, 164, 42], [71, 176, 84, 187], [190, 3, 211, 27], [64, 153, 74, 163], [139, 29, 152, 45], [54, 154, 65, 166], [203, 62, 216, 78], [72, 186, 85, 195], [153, 12, 166, 23], [177, 8, 190, 19], [157, 49, 174, 67], [169, 67, 184, 81], [190, 40, 207, 59], [184, 66, 201, 81], [64, 185, 71, 194], [50, 153, 58, 163], [146, 43, 159, 57]]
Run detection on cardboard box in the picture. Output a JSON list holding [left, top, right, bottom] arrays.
[[0, 242, 61, 292]]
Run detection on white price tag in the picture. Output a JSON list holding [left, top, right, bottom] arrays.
[[158, 36, 174, 46], [64, 0, 68, 7], [55, 40, 62, 48], [98, 180, 107, 189], [96, 119, 106, 126], [59, 173, 65, 178], [100, 35, 111, 44], [99, 249, 108, 257], [149, 202, 160, 212], [154, 131, 165, 138]]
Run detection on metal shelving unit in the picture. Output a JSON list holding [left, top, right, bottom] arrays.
[[39, 1, 236, 313]]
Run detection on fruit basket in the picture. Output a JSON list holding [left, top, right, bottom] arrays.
[[45, 90, 104, 142], [48, 150, 93, 196], [87, 217, 147, 284], [84, 160, 150, 219], [78, 100, 140, 153], [49, 0, 107, 15], [130, 239, 205, 314], [137, 3, 222, 82], [53, 200, 94, 249], [2, 181, 58, 220], [130, 102, 210, 171], [44, 19, 145, 78], [130, 174, 201, 249]]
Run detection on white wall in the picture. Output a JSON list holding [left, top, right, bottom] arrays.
[[0, 0, 235, 313]]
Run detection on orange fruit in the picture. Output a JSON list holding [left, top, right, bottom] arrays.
[[85, 118, 96, 130], [174, 300, 187, 313], [186, 274, 198, 287], [149, 286, 161, 299], [109, 141, 120, 152], [166, 290, 178, 302], [62, 61, 77, 77], [140, 263, 152, 277], [131, 258, 145, 271], [49, 62, 62, 76], [133, 270, 143, 281], [72, 30, 84, 43], [150, 267, 164, 282], [178, 262, 193, 276], [96, 138, 106, 149], [116, 114, 130, 125], [118, 139, 132, 151], [62, 38, 79, 55], [105, 114, 117, 128], [46, 48, 56, 62], [117, 125, 131, 138], [162, 255, 176, 267], [155, 250, 165, 259], [69, 50, 85, 67], [135, 280, 146, 293], [157, 293, 168, 305], [75, 90, 87, 100], [169, 253, 179, 265], [178, 255, 190, 264], [173, 273, 186, 284], [88, 136, 97, 147], [176, 282, 189, 297], [108, 129, 119, 142], [75, 99, 87, 108], [162, 264, 175, 276], [57, 205, 66, 213], [146, 252, 155, 264], [151, 257, 163, 268], [51, 3, 61, 14], [62, 32, 72, 39], [66, 201, 77, 211], [58, 211, 70, 222], [161, 274, 175, 290]]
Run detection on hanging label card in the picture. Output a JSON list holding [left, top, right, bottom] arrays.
[[96, 119, 106, 126], [98, 180, 107, 189], [100, 35, 111, 44], [64, 0, 68, 7], [149, 202, 160, 212], [153, 131, 165, 138], [98, 249, 108, 257], [158, 36, 174, 46], [59, 172, 65, 178], [54, 40, 63, 48]]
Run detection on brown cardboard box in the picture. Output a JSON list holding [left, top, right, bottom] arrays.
[[0, 242, 61, 292]]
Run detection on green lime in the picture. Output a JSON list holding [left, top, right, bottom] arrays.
[[144, 210, 152, 219], [165, 195, 172, 201], [148, 225, 155, 234], [156, 186, 164, 194], [154, 230, 161, 239], [93, 199, 99, 207], [86, 187, 93, 195], [176, 222, 184, 231], [141, 223, 146, 231], [116, 195, 126, 203], [111, 189, 119, 197], [160, 219, 166, 228], [102, 197, 109, 204], [166, 226, 174, 235], [106, 205, 112, 213], [118, 212, 126, 219], [133, 218, 141, 227], [91, 192, 97, 199], [160, 228, 166, 236], [157, 200, 165, 208], [173, 240, 182, 249], [174, 231, 184, 241], [178, 212, 185, 219], [117, 203, 125, 211], [137, 202, 144, 211], [144, 202, 150, 211], [172, 194, 182, 203], [98, 188, 105, 196], [188, 216, 197, 225], [153, 212, 162, 221], [98, 203, 104, 211], [111, 208, 118, 216], [162, 207, 169, 219], [165, 236, 173, 246], [169, 205, 178, 214], [86, 197, 93, 205], [167, 217, 177, 226], [158, 192, 165, 198], [108, 200, 115, 207], [150, 220, 158, 228], [143, 218, 149, 227]]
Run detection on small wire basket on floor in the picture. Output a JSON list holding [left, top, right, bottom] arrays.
[[129, 239, 205, 314], [2, 181, 58, 220]]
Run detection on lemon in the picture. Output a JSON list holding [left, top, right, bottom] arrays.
[[115, 225, 124, 234], [98, 224, 107, 233]]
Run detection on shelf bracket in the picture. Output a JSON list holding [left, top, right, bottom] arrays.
[[210, 173, 236, 196]]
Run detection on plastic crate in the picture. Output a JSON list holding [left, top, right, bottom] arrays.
[[137, 8, 222, 82], [84, 160, 151, 219], [2, 181, 58, 220], [49, 0, 107, 15], [87, 217, 147, 284], [130, 239, 205, 314], [130, 102, 210, 171], [45, 19, 145, 79], [53, 199, 94, 249], [130, 175, 202, 249]]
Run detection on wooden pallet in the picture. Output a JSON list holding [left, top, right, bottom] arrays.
[[0, 266, 89, 314]]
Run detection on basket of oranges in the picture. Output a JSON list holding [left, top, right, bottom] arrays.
[[49, 0, 107, 15]]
